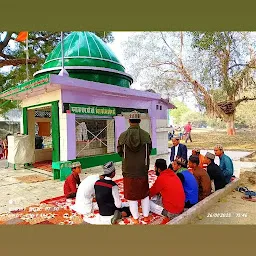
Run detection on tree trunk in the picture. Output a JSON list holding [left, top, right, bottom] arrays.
[[226, 113, 235, 135]]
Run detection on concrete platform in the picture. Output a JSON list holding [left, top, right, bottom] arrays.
[[168, 178, 241, 225]]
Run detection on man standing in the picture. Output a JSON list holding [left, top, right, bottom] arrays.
[[214, 144, 234, 184], [150, 159, 185, 219], [184, 121, 192, 143], [188, 155, 211, 201], [203, 152, 227, 191], [117, 110, 152, 224], [170, 136, 188, 163]]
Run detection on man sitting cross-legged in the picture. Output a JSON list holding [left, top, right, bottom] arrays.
[[149, 159, 185, 220], [71, 173, 104, 216], [214, 144, 234, 184], [203, 152, 227, 192], [94, 161, 131, 225], [172, 157, 199, 209], [188, 155, 211, 201], [64, 162, 81, 199], [191, 148, 206, 169]]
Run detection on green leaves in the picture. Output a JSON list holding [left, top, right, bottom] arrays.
[[0, 31, 114, 115]]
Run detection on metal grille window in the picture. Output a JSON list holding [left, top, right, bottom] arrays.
[[35, 110, 51, 118], [75, 116, 115, 158]]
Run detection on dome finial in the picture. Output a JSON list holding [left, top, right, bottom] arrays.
[[58, 68, 69, 77]]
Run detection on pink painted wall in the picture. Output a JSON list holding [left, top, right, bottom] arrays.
[[66, 113, 76, 160], [58, 78, 170, 157], [62, 90, 152, 110], [114, 116, 126, 151]]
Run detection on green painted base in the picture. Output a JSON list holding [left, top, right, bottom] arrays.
[[151, 148, 157, 156], [37, 70, 131, 88], [69, 148, 157, 169]]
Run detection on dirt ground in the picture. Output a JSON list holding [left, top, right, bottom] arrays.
[[1, 150, 255, 224], [168, 128, 256, 151], [191, 169, 256, 225]]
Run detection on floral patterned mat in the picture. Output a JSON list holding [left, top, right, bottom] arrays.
[[0, 171, 170, 225]]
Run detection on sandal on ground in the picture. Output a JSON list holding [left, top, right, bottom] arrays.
[[242, 196, 256, 202], [244, 190, 256, 198], [111, 210, 122, 225], [236, 186, 249, 193]]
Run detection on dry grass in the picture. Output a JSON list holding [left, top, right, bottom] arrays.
[[15, 175, 50, 183], [241, 152, 256, 162], [239, 170, 256, 190], [168, 128, 256, 151]]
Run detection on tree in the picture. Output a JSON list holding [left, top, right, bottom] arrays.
[[123, 32, 256, 135], [170, 100, 191, 124], [0, 31, 114, 115], [235, 90, 256, 129]]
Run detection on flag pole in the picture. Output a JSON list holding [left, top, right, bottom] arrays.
[[61, 31, 64, 69], [58, 31, 69, 76], [26, 34, 29, 81]]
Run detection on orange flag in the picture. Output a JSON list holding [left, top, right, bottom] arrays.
[[15, 31, 28, 42]]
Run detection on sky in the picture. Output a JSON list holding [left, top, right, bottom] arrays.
[[0, 31, 197, 110], [107, 32, 197, 110]]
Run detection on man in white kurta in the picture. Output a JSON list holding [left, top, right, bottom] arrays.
[[70, 174, 100, 215]]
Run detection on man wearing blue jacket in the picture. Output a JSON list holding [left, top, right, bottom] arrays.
[[170, 136, 188, 163]]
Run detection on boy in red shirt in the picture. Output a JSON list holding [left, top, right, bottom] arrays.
[[64, 162, 81, 198], [149, 159, 185, 219]]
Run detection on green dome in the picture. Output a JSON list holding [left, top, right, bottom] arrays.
[[34, 32, 132, 88]]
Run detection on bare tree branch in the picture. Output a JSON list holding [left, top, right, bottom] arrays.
[[228, 63, 254, 70], [0, 58, 38, 67], [234, 96, 256, 106], [160, 32, 179, 60], [0, 32, 14, 52], [0, 52, 15, 59]]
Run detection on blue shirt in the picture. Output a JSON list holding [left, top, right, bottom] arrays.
[[178, 170, 199, 205], [219, 154, 234, 183]]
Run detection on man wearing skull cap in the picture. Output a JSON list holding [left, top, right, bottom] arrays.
[[94, 161, 131, 224], [117, 110, 152, 224], [204, 152, 227, 191], [214, 144, 234, 183]]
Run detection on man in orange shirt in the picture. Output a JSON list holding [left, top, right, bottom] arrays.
[[192, 148, 206, 169]]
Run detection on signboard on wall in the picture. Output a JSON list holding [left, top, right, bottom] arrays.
[[0, 74, 50, 99], [69, 104, 116, 116]]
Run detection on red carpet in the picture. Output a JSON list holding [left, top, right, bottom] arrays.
[[33, 161, 52, 172], [0, 171, 170, 225]]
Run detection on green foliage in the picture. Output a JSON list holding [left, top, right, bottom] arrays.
[[170, 100, 191, 124], [236, 101, 256, 129], [191, 32, 233, 51], [0, 31, 114, 115], [170, 100, 227, 129]]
